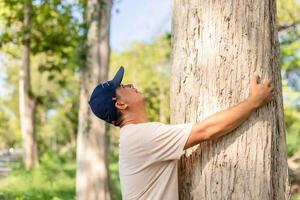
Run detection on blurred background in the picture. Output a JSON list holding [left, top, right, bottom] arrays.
[[0, 0, 299, 199]]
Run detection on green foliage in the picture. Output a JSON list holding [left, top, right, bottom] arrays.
[[38, 89, 79, 154], [277, 0, 300, 26], [284, 104, 300, 157], [277, 0, 300, 71], [0, 101, 21, 148], [0, 151, 76, 200], [0, 0, 81, 149], [110, 34, 172, 122], [0, 57, 21, 148], [282, 79, 300, 157], [280, 35, 300, 71], [277, 0, 300, 160], [292, 193, 300, 200], [108, 146, 122, 200]]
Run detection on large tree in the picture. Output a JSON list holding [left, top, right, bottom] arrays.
[[20, 0, 39, 170], [76, 0, 112, 199], [171, 0, 291, 199]]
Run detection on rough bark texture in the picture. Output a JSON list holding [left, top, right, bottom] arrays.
[[76, 0, 112, 199], [171, 0, 291, 199], [19, 0, 39, 170]]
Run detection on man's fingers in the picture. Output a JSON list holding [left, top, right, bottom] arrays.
[[264, 78, 272, 87], [251, 73, 259, 85]]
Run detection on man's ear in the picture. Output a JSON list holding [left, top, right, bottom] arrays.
[[115, 100, 128, 110]]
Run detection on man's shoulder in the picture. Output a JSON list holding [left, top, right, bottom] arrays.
[[119, 122, 166, 140], [121, 121, 164, 129]]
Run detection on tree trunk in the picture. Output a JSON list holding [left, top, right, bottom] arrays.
[[76, 0, 112, 199], [171, 0, 291, 199], [160, 78, 167, 123], [19, 0, 39, 170]]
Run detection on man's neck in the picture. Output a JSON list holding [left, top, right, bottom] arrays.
[[119, 110, 148, 128]]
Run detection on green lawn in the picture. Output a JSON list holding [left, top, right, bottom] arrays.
[[108, 147, 121, 200], [0, 152, 76, 200], [0, 148, 122, 200]]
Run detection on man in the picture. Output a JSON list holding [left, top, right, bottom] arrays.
[[89, 66, 274, 200]]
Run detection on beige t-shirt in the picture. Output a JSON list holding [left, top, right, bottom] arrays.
[[119, 122, 194, 200]]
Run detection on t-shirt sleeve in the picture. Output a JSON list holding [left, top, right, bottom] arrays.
[[142, 122, 194, 162]]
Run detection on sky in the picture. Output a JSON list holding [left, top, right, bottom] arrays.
[[110, 0, 171, 51], [0, 0, 172, 97]]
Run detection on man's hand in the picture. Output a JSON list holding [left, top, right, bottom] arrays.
[[184, 73, 275, 150], [248, 73, 275, 109]]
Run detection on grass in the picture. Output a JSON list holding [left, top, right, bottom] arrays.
[[108, 146, 122, 200], [0, 151, 76, 200], [2, 145, 297, 200], [0, 147, 122, 200]]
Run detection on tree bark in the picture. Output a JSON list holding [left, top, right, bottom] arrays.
[[76, 0, 112, 199], [160, 78, 167, 123], [19, 0, 39, 170], [171, 0, 291, 199]]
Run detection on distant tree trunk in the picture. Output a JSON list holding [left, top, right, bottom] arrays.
[[159, 80, 167, 123], [76, 0, 112, 199], [19, 0, 39, 170], [171, 0, 291, 199]]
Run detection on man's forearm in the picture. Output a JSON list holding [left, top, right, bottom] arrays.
[[203, 98, 258, 140], [186, 75, 272, 148]]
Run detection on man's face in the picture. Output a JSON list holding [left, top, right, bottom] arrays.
[[115, 84, 145, 108]]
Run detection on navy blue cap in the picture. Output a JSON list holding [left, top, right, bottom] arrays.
[[88, 66, 124, 124]]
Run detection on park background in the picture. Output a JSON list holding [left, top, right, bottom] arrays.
[[0, 0, 299, 199]]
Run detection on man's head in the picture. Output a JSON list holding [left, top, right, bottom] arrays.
[[88, 66, 146, 126], [113, 83, 146, 119]]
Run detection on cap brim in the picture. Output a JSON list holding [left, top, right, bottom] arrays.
[[112, 66, 124, 88]]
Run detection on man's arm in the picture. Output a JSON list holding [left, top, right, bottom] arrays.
[[184, 73, 274, 150]]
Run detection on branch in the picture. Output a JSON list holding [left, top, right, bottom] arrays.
[[278, 20, 300, 32]]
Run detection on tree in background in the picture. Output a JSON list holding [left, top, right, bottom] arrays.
[[0, 0, 80, 169], [19, 0, 39, 169], [171, 0, 290, 199], [76, 0, 112, 199]]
